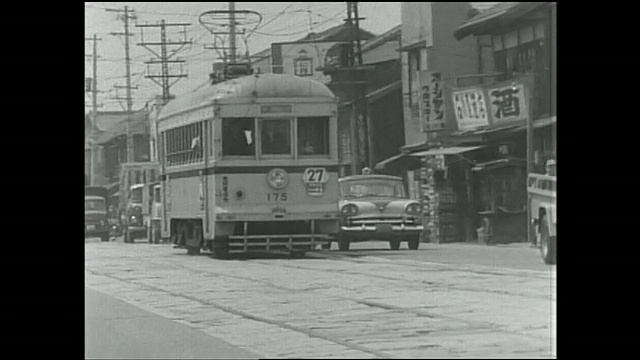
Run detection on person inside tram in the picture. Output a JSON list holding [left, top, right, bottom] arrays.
[[262, 122, 290, 154], [300, 138, 315, 155]]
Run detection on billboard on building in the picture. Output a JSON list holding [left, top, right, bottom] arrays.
[[452, 80, 530, 131], [418, 70, 447, 132], [487, 83, 528, 127], [452, 88, 489, 131], [271, 41, 342, 84]]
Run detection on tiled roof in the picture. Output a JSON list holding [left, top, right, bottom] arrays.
[[361, 24, 401, 53], [454, 2, 550, 40]]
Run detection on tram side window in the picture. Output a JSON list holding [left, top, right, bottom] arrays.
[[297, 117, 329, 156], [222, 118, 255, 156], [165, 122, 204, 166], [261, 119, 291, 155]]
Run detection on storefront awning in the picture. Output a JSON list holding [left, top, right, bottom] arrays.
[[472, 158, 526, 172], [410, 146, 484, 157], [375, 146, 484, 173], [374, 153, 421, 173]]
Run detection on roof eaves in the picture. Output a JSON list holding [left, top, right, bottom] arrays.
[[454, 2, 549, 40]]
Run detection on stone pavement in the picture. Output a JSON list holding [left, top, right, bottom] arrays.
[[85, 242, 556, 358]]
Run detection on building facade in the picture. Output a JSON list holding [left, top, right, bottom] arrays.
[[85, 108, 151, 188], [376, 2, 556, 244]]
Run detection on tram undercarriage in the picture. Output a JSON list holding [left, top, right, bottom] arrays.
[[171, 218, 334, 258]]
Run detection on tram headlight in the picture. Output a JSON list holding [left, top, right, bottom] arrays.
[[341, 204, 359, 216], [266, 168, 289, 189]]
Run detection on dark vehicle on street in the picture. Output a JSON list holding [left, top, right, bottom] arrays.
[[335, 174, 424, 251], [85, 186, 110, 242]]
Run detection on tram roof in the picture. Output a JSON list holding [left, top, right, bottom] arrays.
[[158, 73, 336, 119]]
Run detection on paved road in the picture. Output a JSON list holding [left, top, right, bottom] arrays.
[[86, 288, 258, 359], [318, 241, 552, 271], [85, 241, 556, 358]]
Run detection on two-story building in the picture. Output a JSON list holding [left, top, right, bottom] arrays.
[[85, 108, 151, 188], [375, 2, 555, 244]]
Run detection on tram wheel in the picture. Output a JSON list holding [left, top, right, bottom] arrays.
[[186, 246, 200, 255], [290, 250, 306, 258], [212, 238, 230, 260]]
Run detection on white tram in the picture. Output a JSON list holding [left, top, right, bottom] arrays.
[[156, 73, 342, 258]]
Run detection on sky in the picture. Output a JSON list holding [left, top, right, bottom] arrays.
[[85, 2, 402, 112]]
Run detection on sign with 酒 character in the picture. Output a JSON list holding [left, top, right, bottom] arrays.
[[488, 83, 528, 127]]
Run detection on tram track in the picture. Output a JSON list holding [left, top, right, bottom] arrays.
[[87, 248, 554, 345], [86, 268, 393, 359]]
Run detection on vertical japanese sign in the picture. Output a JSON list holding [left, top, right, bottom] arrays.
[[488, 83, 528, 127], [452, 88, 489, 131], [418, 71, 446, 132]]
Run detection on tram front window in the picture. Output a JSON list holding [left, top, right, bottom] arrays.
[[298, 116, 329, 156], [261, 119, 291, 155], [222, 118, 255, 156]]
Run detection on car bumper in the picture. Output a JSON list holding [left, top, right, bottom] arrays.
[[85, 227, 110, 237], [340, 224, 423, 239]]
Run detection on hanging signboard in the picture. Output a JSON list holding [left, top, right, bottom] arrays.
[[452, 79, 530, 131], [487, 83, 528, 128], [418, 71, 447, 132], [452, 88, 489, 131]]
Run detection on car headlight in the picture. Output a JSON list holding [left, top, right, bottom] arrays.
[[405, 203, 422, 215], [341, 204, 359, 216], [130, 216, 137, 222]]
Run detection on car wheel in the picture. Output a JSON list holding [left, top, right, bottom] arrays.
[[408, 238, 420, 250], [389, 239, 401, 250], [321, 241, 331, 250], [338, 238, 350, 251], [101, 234, 110, 242], [540, 216, 556, 265], [124, 229, 131, 243]]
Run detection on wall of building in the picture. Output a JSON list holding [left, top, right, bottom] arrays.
[[401, 2, 479, 147], [370, 88, 404, 167]]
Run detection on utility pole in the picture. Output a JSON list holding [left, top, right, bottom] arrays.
[[85, 34, 102, 186], [137, 20, 191, 104], [107, 5, 137, 163], [342, 2, 371, 174], [351, 2, 373, 170], [229, 2, 237, 63]]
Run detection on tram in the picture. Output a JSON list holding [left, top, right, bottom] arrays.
[[156, 72, 341, 258]]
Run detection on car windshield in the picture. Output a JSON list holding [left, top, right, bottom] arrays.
[[85, 199, 106, 211], [340, 180, 406, 198]]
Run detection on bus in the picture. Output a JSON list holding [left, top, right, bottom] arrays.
[[156, 73, 341, 258], [527, 173, 556, 265]]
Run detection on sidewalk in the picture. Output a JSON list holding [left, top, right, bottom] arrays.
[[85, 288, 258, 359]]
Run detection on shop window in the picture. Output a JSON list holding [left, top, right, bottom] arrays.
[[297, 117, 329, 156], [260, 119, 291, 156], [222, 118, 255, 157]]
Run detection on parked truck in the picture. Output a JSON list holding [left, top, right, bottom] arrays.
[[118, 162, 160, 243], [85, 186, 110, 242]]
